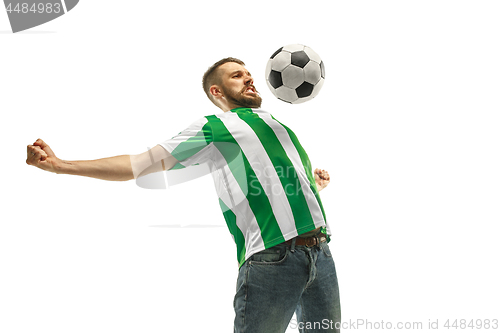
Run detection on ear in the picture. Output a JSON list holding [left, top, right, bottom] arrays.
[[209, 85, 224, 100]]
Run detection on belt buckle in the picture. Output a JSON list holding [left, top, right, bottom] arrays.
[[305, 236, 318, 248]]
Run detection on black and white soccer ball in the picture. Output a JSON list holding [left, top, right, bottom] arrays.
[[265, 44, 325, 104]]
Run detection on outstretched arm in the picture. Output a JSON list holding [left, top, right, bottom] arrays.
[[314, 168, 330, 191], [26, 139, 178, 181]]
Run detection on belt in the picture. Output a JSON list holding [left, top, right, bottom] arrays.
[[285, 233, 327, 247]]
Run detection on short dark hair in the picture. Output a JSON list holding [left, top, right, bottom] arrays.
[[202, 57, 245, 107]]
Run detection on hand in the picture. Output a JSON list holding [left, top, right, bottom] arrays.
[[26, 139, 61, 173], [314, 168, 330, 191]]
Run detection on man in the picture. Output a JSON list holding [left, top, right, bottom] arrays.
[[26, 57, 341, 332]]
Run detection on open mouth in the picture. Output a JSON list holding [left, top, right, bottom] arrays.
[[243, 85, 257, 95]]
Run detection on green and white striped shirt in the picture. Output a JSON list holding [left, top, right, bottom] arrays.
[[160, 107, 330, 267]]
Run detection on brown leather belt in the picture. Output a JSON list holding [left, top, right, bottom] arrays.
[[285, 233, 327, 247]]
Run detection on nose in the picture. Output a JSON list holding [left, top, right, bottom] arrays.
[[244, 73, 253, 86]]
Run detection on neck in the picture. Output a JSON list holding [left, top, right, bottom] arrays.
[[221, 103, 254, 112]]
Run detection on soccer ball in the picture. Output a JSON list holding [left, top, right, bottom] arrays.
[[265, 44, 325, 104]]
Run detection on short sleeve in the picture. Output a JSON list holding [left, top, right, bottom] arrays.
[[159, 117, 213, 169]]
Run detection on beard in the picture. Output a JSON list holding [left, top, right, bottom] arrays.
[[222, 84, 262, 109]]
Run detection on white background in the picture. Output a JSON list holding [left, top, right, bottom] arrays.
[[1, 1, 499, 332]]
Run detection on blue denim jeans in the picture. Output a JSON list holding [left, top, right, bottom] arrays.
[[233, 240, 341, 333]]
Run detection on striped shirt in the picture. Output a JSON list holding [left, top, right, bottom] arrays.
[[159, 107, 330, 267]]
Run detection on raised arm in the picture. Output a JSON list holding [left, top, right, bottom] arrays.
[[26, 139, 178, 181]]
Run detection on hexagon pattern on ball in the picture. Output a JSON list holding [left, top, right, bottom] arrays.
[[265, 44, 325, 104]]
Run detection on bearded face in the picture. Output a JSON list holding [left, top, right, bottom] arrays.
[[221, 82, 262, 109]]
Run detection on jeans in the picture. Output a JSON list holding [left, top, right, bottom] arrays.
[[233, 240, 341, 333]]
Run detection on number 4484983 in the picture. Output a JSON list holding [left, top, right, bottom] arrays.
[[444, 319, 498, 329], [5, 3, 62, 14]]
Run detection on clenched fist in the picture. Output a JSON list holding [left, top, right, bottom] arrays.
[[26, 139, 61, 173], [314, 168, 330, 192]]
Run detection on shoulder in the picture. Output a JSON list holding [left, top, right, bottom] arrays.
[[253, 108, 276, 120], [182, 116, 212, 130]]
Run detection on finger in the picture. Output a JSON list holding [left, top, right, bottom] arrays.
[[33, 138, 55, 156], [30, 148, 42, 165], [33, 138, 45, 147], [39, 149, 48, 161], [27, 145, 44, 164], [26, 145, 34, 164], [26, 145, 38, 164], [28, 145, 42, 154]]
